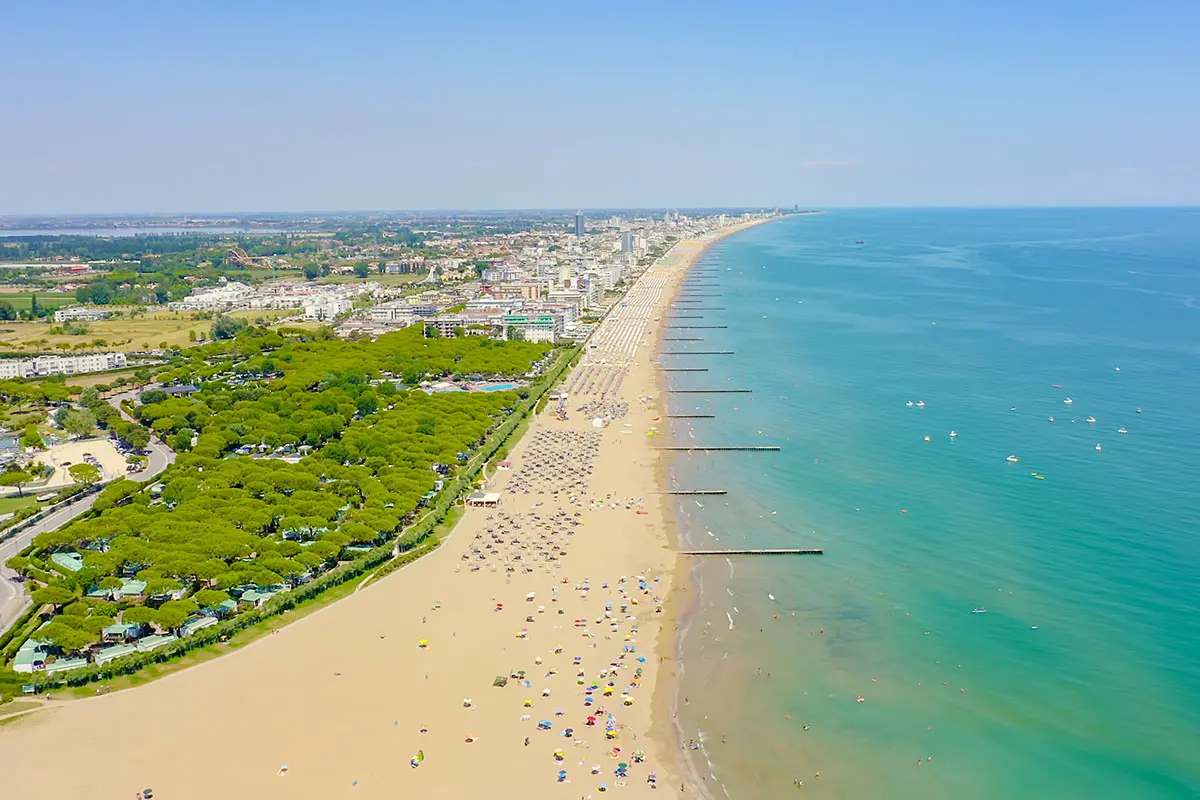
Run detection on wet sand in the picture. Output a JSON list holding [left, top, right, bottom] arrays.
[[0, 223, 763, 799]]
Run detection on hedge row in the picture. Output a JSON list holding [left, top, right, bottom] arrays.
[[0, 604, 41, 662], [365, 539, 441, 588]]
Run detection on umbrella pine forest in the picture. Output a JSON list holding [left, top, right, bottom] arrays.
[[2, 325, 555, 685]]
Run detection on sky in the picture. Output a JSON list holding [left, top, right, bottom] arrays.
[[3, 0, 1199, 213]]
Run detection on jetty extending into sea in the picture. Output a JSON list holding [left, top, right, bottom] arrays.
[[654, 445, 780, 451], [680, 548, 823, 556]]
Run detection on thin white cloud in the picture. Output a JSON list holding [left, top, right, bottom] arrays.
[[802, 159, 861, 168]]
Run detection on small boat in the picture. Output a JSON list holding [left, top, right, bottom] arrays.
[[1006, 455, 1020, 463], [1118, 427, 1128, 435], [768, 593, 776, 601], [1031, 473, 1045, 480], [916, 400, 925, 408], [972, 607, 987, 614], [1086, 416, 1096, 424], [1053, 383, 1063, 388], [1095, 444, 1103, 451], [905, 401, 914, 407], [1136, 407, 1143, 414], [949, 430, 957, 438], [923, 435, 931, 442], [1064, 398, 1073, 405], [1048, 417, 1055, 423], [1114, 367, 1121, 372]]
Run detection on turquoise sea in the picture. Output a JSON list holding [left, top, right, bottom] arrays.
[[665, 210, 1200, 799]]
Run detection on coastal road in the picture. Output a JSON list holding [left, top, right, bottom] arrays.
[[0, 393, 175, 636], [107, 390, 176, 479]]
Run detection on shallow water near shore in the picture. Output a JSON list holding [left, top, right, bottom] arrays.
[[665, 209, 1200, 799]]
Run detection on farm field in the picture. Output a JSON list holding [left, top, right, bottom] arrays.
[[0, 310, 294, 352]]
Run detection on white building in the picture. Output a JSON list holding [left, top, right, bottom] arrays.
[[367, 301, 417, 325], [169, 282, 252, 311], [0, 352, 127, 380], [54, 307, 112, 323], [302, 298, 352, 321]]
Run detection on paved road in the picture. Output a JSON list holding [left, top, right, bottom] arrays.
[[0, 393, 175, 636], [0, 492, 103, 633]]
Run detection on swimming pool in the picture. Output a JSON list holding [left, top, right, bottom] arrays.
[[477, 383, 517, 392]]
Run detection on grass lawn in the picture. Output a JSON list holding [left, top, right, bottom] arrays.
[[0, 701, 40, 718], [62, 368, 140, 388], [316, 273, 425, 287], [0, 495, 39, 514], [0, 310, 292, 353], [0, 291, 75, 310]]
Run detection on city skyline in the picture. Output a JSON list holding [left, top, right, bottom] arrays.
[[4, 1, 1199, 213]]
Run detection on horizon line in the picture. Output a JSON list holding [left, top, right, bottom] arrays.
[[2, 204, 1198, 219]]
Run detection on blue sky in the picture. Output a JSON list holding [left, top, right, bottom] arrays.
[[3, 0, 1198, 213]]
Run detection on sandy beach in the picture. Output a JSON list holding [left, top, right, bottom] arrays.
[[0, 222, 762, 799]]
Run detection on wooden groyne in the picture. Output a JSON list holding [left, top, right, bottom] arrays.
[[671, 307, 724, 310], [661, 351, 734, 355], [667, 315, 704, 319], [663, 337, 705, 341], [658, 489, 728, 495], [669, 388, 752, 394], [676, 293, 720, 297], [681, 548, 823, 556], [666, 414, 715, 418], [654, 446, 781, 451], [656, 368, 709, 372], [669, 326, 727, 329]]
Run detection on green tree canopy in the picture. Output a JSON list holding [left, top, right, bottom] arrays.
[[38, 621, 99, 653], [211, 315, 248, 340], [63, 408, 98, 438], [32, 585, 77, 609], [0, 468, 33, 497], [68, 462, 102, 486]]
